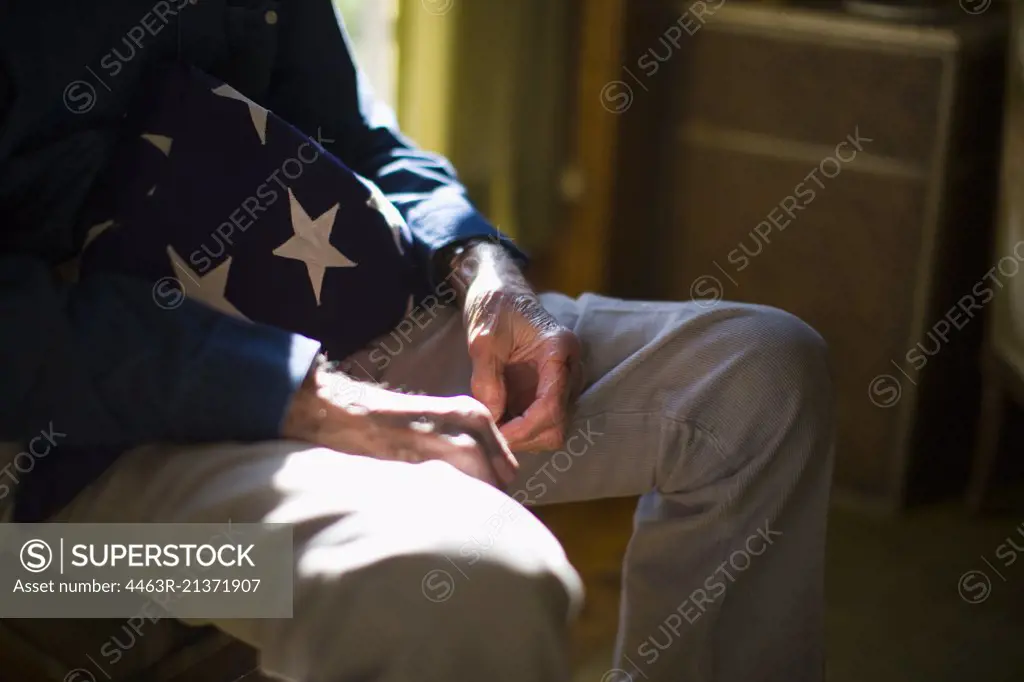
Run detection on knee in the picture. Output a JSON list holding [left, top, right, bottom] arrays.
[[739, 306, 831, 403], [271, 463, 582, 679], [323, 552, 577, 679], [408, 463, 585, 618], [717, 305, 834, 455], [669, 303, 831, 412], [659, 305, 833, 484], [719, 306, 833, 442]]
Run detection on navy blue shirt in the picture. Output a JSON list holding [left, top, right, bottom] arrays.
[[0, 0, 522, 520]]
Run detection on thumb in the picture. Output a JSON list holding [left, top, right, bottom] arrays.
[[470, 350, 507, 422]]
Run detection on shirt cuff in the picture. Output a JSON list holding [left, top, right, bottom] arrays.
[[167, 317, 323, 443], [404, 187, 529, 286]]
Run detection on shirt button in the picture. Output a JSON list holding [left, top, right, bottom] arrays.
[[264, 9, 278, 25]]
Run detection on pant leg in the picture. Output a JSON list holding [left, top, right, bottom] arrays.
[[367, 292, 836, 682], [52, 441, 583, 682]]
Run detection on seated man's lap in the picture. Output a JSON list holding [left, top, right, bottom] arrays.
[[1, 292, 829, 680], [48, 439, 582, 678]]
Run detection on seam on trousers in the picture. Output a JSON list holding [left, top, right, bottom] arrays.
[[571, 408, 726, 461], [657, 412, 728, 465], [572, 409, 727, 496], [659, 412, 731, 498]]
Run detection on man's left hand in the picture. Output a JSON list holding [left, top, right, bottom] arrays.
[[452, 242, 583, 453]]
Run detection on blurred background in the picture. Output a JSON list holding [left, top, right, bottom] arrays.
[[3, 0, 1023, 680]]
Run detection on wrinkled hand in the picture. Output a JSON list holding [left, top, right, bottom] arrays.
[[282, 364, 518, 488], [455, 243, 583, 452]]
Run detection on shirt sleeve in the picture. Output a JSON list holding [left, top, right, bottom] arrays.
[[0, 253, 322, 448], [266, 0, 527, 286]]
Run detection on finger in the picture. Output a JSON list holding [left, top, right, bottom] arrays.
[[443, 407, 519, 485], [468, 336, 508, 421], [435, 434, 501, 488], [499, 397, 563, 451], [500, 414, 564, 453], [359, 403, 506, 488], [499, 354, 570, 446], [568, 353, 586, 404], [503, 424, 565, 454], [477, 419, 519, 485]]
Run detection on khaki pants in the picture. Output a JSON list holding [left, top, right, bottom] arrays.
[[5, 293, 835, 682]]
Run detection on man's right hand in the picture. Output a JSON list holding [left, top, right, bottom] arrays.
[[281, 360, 519, 488]]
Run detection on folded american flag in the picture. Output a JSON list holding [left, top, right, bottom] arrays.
[[77, 62, 421, 360]]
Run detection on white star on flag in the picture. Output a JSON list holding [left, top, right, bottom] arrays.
[[141, 133, 173, 156], [83, 220, 115, 250], [273, 189, 357, 305], [211, 84, 269, 145], [363, 179, 407, 254], [167, 245, 249, 320]]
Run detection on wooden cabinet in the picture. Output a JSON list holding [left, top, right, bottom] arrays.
[[991, 4, 1024, 389], [968, 0, 1024, 510], [606, 1, 1009, 510]]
